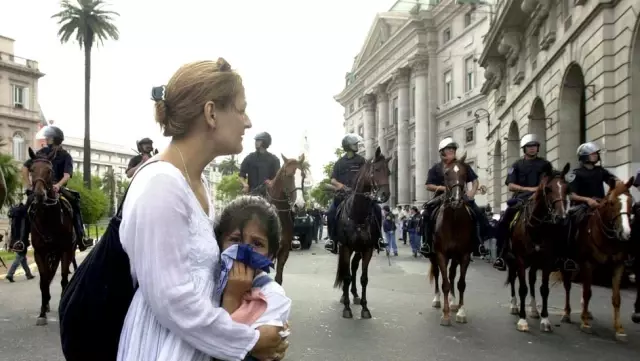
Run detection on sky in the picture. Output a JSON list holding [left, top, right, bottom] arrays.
[[0, 0, 395, 181]]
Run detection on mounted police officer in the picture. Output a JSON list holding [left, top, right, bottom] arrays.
[[239, 132, 280, 197], [419, 137, 489, 257], [566, 142, 620, 271], [126, 137, 156, 178], [493, 133, 552, 271], [19, 126, 88, 251]]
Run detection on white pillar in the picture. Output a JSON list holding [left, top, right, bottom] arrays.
[[394, 68, 411, 205], [363, 94, 376, 159], [411, 56, 430, 204], [376, 87, 389, 156]]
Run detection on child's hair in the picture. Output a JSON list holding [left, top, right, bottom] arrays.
[[214, 196, 281, 258]]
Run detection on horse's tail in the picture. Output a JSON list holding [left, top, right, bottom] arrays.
[[334, 250, 347, 289]]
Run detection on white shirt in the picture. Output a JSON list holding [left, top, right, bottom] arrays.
[[117, 162, 259, 361], [248, 273, 291, 328]]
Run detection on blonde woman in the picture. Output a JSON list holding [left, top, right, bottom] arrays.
[[117, 59, 288, 361]]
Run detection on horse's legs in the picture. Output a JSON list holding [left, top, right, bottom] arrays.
[[455, 254, 470, 323], [60, 247, 73, 291], [611, 264, 627, 341], [275, 235, 291, 285], [508, 265, 518, 315], [539, 267, 552, 332], [448, 260, 458, 311], [561, 270, 573, 323], [339, 247, 354, 319], [431, 256, 441, 308], [360, 249, 374, 319], [516, 259, 529, 331], [437, 252, 452, 326], [580, 262, 594, 332], [350, 252, 362, 304], [528, 267, 539, 319], [33, 251, 51, 326], [633, 257, 640, 323]]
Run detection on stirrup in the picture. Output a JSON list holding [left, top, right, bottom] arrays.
[[493, 258, 506, 270], [564, 259, 579, 272], [419, 243, 432, 257]]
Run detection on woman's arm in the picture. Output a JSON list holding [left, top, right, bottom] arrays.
[[122, 171, 259, 361]]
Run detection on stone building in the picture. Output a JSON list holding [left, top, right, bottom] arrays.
[[479, 0, 640, 210], [335, 0, 493, 206]]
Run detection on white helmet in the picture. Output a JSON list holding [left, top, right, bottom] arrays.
[[519, 134, 540, 149], [438, 137, 458, 153], [35, 126, 50, 140]]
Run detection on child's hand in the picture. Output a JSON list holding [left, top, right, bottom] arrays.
[[225, 261, 255, 301]]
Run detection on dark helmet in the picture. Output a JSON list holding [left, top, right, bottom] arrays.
[[44, 126, 64, 145], [341, 133, 362, 152], [577, 142, 601, 164], [254, 132, 272, 148], [137, 137, 153, 152]]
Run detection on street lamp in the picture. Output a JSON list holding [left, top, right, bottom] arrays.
[[474, 108, 491, 138]]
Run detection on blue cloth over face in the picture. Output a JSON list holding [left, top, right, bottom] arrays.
[[215, 244, 274, 300]]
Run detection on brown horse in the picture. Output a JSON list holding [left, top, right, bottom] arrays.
[[506, 162, 570, 333], [334, 147, 390, 319], [632, 201, 640, 324], [427, 153, 476, 325], [263, 154, 306, 285], [560, 177, 634, 341], [26, 148, 75, 326]]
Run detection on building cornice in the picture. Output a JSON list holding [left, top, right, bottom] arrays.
[[478, 0, 513, 67]]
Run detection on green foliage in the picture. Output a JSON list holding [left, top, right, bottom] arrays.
[[218, 156, 240, 176], [0, 153, 23, 209], [311, 148, 344, 208], [216, 173, 244, 201], [67, 173, 109, 224]]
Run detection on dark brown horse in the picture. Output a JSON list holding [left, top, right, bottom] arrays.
[[334, 147, 390, 319], [427, 153, 475, 325], [506, 162, 570, 333], [560, 177, 634, 341], [632, 201, 640, 324], [264, 154, 306, 285], [26, 148, 75, 326]]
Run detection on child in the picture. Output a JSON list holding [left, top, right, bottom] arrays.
[[382, 205, 397, 256], [214, 196, 291, 361], [407, 206, 421, 257]]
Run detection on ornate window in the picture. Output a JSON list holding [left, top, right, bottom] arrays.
[[12, 132, 25, 161]]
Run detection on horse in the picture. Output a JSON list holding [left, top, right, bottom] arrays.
[[263, 154, 306, 285], [506, 162, 570, 333], [26, 147, 76, 326], [427, 153, 476, 325], [632, 201, 640, 324], [334, 146, 390, 319], [560, 177, 635, 341]]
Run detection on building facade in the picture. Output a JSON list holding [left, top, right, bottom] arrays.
[[64, 136, 138, 179], [0, 35, 46, 162], [335, 0, 493, 207], [479, 0, 640, 210]]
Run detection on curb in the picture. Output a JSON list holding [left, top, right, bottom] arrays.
[[0, 248, 88, 280]]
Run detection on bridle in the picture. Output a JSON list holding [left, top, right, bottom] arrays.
[[524, 175, 567, 225], [348, 158, 388, 202], [265, 162, 307, 212], [591, 193, 632, 240], [30, 158, 59, 206]]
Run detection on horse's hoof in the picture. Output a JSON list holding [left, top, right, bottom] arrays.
[[440, 316, 451, 326], [510, 306, 519, 315], [353, 297, 361, 305], [342, 309, 353, 319], [432, 300, 441, 309], [615, 332, 628, 343], [529, 310, 540, 319], [449, 304, 459, 312], [631, 313, 640, 324], [36, 317, 47, 326], [455, 314, 467, 323], [516, 319, 529, 332], [361, 309, 372, 319], [580, 324, 592, 334], [561, 314, 572, 323], [540, 318, 552, 332]]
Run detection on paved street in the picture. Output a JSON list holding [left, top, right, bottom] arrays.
[[1, 241, 639, 361]]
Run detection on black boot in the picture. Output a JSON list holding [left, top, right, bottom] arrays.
[[493, 228, 508, 271], [420, 221, 434, 257]]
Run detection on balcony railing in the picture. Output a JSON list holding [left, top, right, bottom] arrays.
[[0, 52, 40, 71], [0, 105, 40, 121]]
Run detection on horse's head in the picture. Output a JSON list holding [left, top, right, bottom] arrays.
[[535, 162, 571, 223], [355, 147, 391, 202], [28, 147, 55, 204], [443, 152, 469, 208], [275, 153, 306, 202], [600, 176, 635, 241]]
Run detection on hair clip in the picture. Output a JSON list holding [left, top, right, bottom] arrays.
[[151, 85, 166, 101], [216, 58, 231, 72]]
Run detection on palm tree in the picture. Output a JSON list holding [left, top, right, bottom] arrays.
[[52, 0, 120, 189], [101, 167, 116, 216], [0, 137, 24, 209], [218, 155, 240, 176]]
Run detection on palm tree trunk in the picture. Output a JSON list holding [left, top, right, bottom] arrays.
[[82, 38, 92, 189]]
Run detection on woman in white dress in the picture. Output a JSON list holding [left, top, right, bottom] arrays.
[[117, 58, 288, 361]]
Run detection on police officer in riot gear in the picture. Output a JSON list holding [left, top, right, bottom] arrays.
[[239, 132, 280, 196], [565, 142, 620, 271], [419, 137, 489, 257], [19, 126, 88, 250], [126, 137, 155, 178], [493, 133, 552, 271]]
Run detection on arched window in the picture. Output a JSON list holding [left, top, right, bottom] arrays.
[[12, 132, 25, 161]]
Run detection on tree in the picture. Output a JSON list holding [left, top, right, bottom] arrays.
[[0, 152, 23, 209], [310, 148, 344, 208], [216, 174, 244, 201], [53, 0, 120, 189], [68, 172, 109, 224], [101, 167, 116, 216], [218, 155, 240, 176]]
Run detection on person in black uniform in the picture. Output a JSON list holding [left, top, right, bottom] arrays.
[[493, 133, 552, 271], [239, 132, 280, 197], [566, 142, 621, 271], [419, 137, 489, 257], [126, 137, 156, 178], [19, 126, 88, 251], [324, 134, 383, 254]]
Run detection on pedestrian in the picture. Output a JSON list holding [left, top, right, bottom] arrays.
[[116, 58, 288, 361], [5, 203, 35, 283], [382, 205, 398, 256], [5, 248, 35, 283], [408, 206, 421, 257], [402, 205, 410, 244]]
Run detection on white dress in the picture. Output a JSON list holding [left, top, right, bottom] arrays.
[[117, 162, 259, 361]]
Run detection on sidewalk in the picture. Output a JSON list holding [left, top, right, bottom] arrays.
[[0, 247, 90, 280]]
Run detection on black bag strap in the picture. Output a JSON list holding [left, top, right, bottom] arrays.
[[116, 159, 162, 218]]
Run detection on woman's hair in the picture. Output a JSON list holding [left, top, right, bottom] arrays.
[[214, 196, 281, 258], [151, 57, 243, 138]]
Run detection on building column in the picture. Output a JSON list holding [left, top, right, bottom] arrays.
[[362, 94, 376, 159], [394, 68, 411, 205], [375, 86, 389, 156], [411, 56, 430, 204]]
